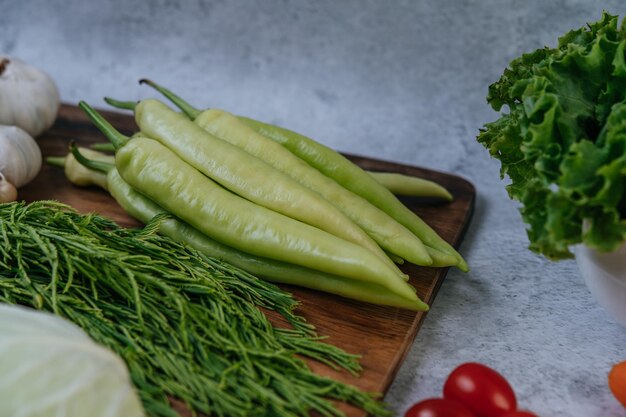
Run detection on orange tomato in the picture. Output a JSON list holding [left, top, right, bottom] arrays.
[[609, 361, 626, 408]]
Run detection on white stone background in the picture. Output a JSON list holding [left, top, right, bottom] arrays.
[[4, 0, 626, 415]]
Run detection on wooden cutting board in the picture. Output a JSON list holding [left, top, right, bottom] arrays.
[[20, 104, 475, 416]]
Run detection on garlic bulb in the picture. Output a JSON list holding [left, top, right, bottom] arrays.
[[0, 125, 42, 195], [0, 57, 60, 137]]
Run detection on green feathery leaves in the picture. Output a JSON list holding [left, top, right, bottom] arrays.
[[0, 201, 388, 417]]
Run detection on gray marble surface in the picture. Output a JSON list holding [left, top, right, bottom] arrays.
[[4, 1, 626, 415]]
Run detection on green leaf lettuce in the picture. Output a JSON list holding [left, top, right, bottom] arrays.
[[478, 12, 626, 259]]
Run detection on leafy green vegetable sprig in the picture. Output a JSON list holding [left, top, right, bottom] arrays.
[[478, 12, 626, 259], [0, 201, 388, 417]]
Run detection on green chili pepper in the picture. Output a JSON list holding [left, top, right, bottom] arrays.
[[62, 145, 428, 311], [367, 171, 453, 201], [136, 82, 435, 268], [79, 101, 420, 302], [46, 147, 113, 190]]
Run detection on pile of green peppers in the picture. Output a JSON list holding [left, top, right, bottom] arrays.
[[49, 82, 467, 311]]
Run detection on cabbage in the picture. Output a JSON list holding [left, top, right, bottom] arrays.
[[0, 304, 145, 417]]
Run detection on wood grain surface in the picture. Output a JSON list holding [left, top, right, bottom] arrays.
[[20, 104, 476, 417]]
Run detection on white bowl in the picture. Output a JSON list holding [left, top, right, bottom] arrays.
[[575, 242, 626, 327]]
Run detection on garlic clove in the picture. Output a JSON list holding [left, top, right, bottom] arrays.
[[0, 173, 18, 203], [0, 125, 42, 188]]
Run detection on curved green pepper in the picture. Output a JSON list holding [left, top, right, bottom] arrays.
[[46, 148, 112, 190], [367, 172, 453, 201]]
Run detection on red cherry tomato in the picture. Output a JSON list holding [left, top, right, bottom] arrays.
[[500, 412, 539, 417], [405, 398, 477, 417], [443, 362, 517, 417]]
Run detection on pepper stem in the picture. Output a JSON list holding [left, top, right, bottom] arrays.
[[45, 156, 67, 169], [78, 101, 129, 150], [139, 79, 202, 120], [104, 97, 137, 111], [69, 142, 114, 174], [90, 142, 116, 152]]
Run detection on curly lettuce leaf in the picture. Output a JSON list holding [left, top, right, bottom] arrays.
[[478, 12, 626, 259]]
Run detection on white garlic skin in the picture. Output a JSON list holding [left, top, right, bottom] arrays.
[[0, 173, 18, 203], [0, 125, 42, 188], [0, 57, 60, 137]]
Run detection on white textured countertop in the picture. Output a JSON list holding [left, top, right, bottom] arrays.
[[5, 1, 626, 415]]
